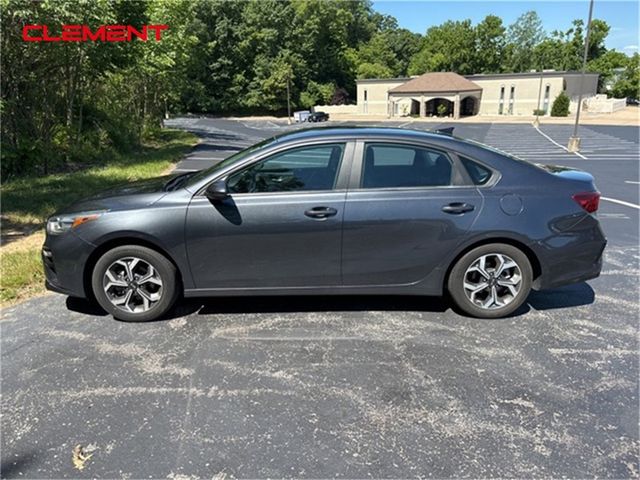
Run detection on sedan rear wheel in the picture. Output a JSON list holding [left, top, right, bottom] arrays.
[[448, 244, 532, 318], [92, 245, 179, 322]]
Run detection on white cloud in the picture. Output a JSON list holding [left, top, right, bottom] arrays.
[[623, 45, 639, 51]]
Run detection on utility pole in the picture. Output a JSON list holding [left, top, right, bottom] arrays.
[[286, 68, 292, 125], [534, 69, 544, 127], [568, 0, 594, 152]]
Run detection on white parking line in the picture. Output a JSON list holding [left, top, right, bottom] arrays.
[[624, 181, 640, 185], [534, 125, 588, 159], [601, 197, 640, 210]]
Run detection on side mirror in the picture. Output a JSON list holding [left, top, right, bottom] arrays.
[[205, 178, 229, 202]]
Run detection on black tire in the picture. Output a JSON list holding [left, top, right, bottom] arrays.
[[447, 243, 532, 318], [91, 245, 179, 322]]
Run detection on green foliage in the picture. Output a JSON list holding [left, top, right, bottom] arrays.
[[588, 50, 631, 92], [474, 15, 506, 73], [551, 91, 570, 116], [0, 0, 625, 180], [436, 104, 447, 117], [300, 81, 335, 108], [409, 20, 476, 75], [533, 109, 546, 116], [611, 53, 640, 99], [505, 11, 545, 72], [1, 129, 197, 228]]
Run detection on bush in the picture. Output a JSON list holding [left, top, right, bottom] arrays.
[[533, 109, 546, 116], [437, 104, 447, 117], [551, 91, 570, 117]]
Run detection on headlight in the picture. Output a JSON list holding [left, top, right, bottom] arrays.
[[46, 211, 105, 235]]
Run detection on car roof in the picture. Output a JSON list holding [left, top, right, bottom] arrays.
[[272, 126, 455, 145]]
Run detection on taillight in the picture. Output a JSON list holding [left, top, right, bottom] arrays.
[[572, 191, 600, 213]]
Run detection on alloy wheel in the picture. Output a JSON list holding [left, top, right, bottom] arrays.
[[463, 253, 522, 310], [103, 257, 163, 313]]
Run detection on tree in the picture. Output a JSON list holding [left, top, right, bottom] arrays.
[[300, 81, 335, 107], [409, 20, 476, 75], [611, 53, 640, 99], [348, 32, 401, 78], [588, 50, 630, 93], [474, 15, 506, 73], [551, 91, 570, 116], [505, 11, 545, 72], [383, 28, 422, 76]]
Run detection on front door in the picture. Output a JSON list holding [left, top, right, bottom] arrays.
[[342, 141, 482, 286], [185, 142, 350, 290]]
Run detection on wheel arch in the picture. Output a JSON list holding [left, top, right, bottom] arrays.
[[83, 235, 184, 300], [442, 237, 542, 293]]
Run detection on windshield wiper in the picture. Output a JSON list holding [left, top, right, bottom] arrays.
[[164, 172, 195, 191]]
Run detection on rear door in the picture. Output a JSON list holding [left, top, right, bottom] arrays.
[[341, 140, 483, 286]]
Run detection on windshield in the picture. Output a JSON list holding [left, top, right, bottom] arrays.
[[184, 136, 277, 187]]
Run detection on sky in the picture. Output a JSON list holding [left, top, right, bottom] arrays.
[[372, 0, 640, 54]]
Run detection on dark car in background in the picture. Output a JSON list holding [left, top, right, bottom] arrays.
[[308, 111, 329, 122], [43, 127, 606, 322]]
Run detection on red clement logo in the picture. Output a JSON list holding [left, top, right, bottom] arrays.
[[22, 25, 168, 42]]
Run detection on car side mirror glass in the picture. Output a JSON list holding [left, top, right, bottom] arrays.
[[205, 178, 229, 202]]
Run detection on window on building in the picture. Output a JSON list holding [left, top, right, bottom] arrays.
[[508, 85, 515, 115], [361, 143, 452, 189], [498, 85, 505, 114], [364, 90, 368, 101], [543, 84, 551, 113]]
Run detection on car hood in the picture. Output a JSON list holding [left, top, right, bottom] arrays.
[[55, 175, 173, 215]]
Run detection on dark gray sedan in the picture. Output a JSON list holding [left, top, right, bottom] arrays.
[[43, 127, 606, 321]]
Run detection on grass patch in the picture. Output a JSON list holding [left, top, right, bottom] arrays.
[[0, 128, 197, 306], [0, 232, 46, 305], [1, 129, 197, 227]]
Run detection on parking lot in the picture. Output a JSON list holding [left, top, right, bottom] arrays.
[[1, 117, 638, 478]]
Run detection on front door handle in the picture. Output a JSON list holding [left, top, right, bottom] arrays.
[[442, 202, 475, 214], [304, 206, 338, 220]]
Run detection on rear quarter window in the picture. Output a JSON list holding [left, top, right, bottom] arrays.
[[460, 156, 492, 185]]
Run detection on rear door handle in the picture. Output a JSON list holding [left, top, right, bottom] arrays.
[[442, 202, 475, 214], [304, 206, 338, 220]]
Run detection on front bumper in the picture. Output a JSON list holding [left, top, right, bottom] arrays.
[[42, 231, 95, 298]]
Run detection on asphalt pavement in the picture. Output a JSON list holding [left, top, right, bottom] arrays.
[[1, 117, 638, 478]]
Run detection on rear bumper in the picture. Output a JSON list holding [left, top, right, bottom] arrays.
[[533, 215, 607, 291]]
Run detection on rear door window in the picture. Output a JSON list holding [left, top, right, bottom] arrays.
[[361, 143, 453, 188]]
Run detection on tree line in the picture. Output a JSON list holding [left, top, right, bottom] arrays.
[[2, 0, 638, 178]]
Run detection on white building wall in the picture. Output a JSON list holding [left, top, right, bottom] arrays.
[[356, 79, 408, 115], [471, 77, 565, 116], [356, 73, 600, 117]]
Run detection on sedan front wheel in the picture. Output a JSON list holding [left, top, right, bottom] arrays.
[[91, 245, 179, 322], [448, 243, 532, 318]]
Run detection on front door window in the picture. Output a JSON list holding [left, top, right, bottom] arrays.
[[227, 144, 344, 194]]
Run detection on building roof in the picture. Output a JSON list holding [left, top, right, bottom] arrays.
[[356, 70, 599, 85], [388, 72, 482, 93]]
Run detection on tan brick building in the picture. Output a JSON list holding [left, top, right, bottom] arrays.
[[356, 71, 599, 118]]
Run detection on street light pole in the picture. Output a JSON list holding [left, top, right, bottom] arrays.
[[568, 0, 595, 152], [534, 69, 544, 127], [286, 70, 292, 125]]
